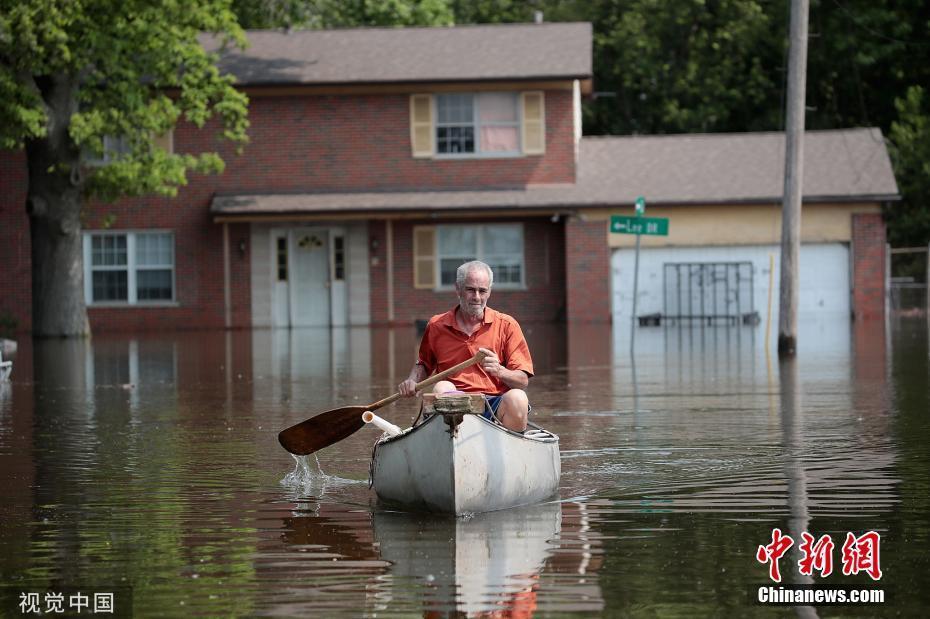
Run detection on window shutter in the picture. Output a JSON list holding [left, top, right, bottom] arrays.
[[413, 226, 437, 289], [152, 130, 173, 153], [410, 94, 434, 158], [521, 91, 546, 155]]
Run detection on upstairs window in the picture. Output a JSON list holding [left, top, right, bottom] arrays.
[[411, 92, 545, 158], [84, 130, 173, 166], [85, 135, 132, 166], [435, 93, 520, 155]]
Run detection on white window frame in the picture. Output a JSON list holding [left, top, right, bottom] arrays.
[[83, 230, 177, 306], [84, 130, 173, 166], [84, 134, 132, 167], [435, 223, 525, 290], [434, 92, 522, 158]]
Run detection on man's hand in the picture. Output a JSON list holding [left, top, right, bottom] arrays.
[[398, 378, 418, 397], [478, 347, 529, 390], [479, 347, 504, 377], [398, 363, 427, 397]]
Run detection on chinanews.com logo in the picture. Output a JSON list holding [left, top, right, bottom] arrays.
[[753, 529, 885, 606]]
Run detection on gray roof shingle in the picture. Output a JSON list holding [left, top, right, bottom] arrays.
[[211, 128, 899, 217], [576, 127, 899, 205], [204, 22, 592, 86]]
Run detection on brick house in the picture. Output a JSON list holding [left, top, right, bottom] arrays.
[[0, 22, 898, 334]]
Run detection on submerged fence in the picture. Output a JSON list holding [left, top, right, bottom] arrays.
[[889, 245, 929, 315], [662, 262, 759, 326]]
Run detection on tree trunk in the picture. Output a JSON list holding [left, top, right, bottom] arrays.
[[25, 74, 90, 338]]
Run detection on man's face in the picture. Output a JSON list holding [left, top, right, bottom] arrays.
[[456, 268, 491, 318]]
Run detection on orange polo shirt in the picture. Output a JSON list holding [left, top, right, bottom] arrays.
[[417, 306, 534, 395]]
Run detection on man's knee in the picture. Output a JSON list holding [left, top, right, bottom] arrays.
[[432, 380, 456, 394], [502, 388, 529, 410], [498, 389, 529, 431], [501, 389, 529, 420]]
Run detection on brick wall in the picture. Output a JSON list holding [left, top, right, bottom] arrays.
[[371, 217, 566, 326], [565, 217, 610, 322], [851, 212, 887, 321], [0, 88, 574, 333], [205, 90, 576, 192]]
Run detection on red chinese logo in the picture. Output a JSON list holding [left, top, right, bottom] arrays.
[[757, 529, 883, 582], [841, 531, 883, 581], [798, 532, 835, 577], [756, 528, 794, 583]]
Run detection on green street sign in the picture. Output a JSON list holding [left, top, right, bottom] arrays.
[[611, 215, 669, 236]]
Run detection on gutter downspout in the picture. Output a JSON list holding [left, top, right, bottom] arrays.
[[223, 223, 231, 329], [387, 219, 395, 324]]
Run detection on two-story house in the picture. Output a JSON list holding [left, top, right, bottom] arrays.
[[0, 22, 898, 336]]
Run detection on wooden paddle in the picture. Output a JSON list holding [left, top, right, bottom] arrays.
[[277, 349, 489, 455]]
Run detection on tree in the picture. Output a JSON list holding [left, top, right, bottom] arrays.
[[232, 0, 454, 29], [579, 0, 781, 135], [805, 0, 929, 132], [0, 0, 249, 337], [887, 86, 930, 253], [803, 1, 930, 253]]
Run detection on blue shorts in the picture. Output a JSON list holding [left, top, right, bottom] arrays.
[[482, 395, 531, 421]]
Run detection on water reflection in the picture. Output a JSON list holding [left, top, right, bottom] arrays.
[[779, 356, 818, 618], [269, 499, 604, 616], [0, 319, 927, 615], [374, 502, 561, 615]]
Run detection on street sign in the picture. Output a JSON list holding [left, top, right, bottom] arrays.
[[611, 215, 669, 236]]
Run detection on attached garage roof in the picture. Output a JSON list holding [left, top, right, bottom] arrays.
[[211, 128, 900, 220], [578, 127, 899, 205], [203, 22, 592, 86]]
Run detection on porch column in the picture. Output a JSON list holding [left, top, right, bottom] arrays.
[[851, 213, 886, 321], [386, 219, 395, 323], [223, 222, 231, 329], [565, 216, 610, 323]]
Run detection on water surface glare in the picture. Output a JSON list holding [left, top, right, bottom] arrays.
[[0, 320, 927, 616]]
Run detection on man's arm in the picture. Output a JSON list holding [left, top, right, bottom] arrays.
[[398, 362, 428, 397]]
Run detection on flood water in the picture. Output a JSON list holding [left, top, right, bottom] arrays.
[[0, 317, 927, 617]]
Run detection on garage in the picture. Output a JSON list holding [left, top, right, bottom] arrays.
[[611, 243, 851, 324]]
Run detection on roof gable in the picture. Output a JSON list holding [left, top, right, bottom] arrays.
[[204, 22, 592, 86]]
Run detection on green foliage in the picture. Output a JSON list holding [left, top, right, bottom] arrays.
[[582, 0, 780, 135], [888, 86, 930, 249], [805, 0, 929, 132], [449, 0, 550, 24], [0, 0, 250, 200], [233, 0, 454, 29], [804, 0, 930, 252]]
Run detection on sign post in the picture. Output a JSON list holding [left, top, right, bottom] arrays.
[[609, 199, 670, 351], [631, 198, 645, 350]]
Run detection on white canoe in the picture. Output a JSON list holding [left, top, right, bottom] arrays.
[[369, 412, 560, 514]]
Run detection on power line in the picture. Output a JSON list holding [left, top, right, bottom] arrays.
[[830, 0, 930, 47]]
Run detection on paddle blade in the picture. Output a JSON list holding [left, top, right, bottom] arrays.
[[277, 405, 369, 455]]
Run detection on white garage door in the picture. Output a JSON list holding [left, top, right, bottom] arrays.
[[611, 244, 850, 323]]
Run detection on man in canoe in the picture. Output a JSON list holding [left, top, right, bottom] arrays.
[[398, 260, 533, 432]]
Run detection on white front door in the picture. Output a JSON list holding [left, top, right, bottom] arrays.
[[290, 228, 331, 327]]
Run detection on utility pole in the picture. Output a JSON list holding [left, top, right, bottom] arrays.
[[778, 0, 810, 357]]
